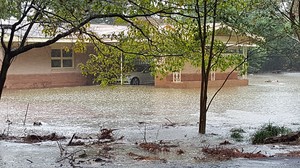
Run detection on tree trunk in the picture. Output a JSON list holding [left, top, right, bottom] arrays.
[[199, 100, 207, 134], [199, 73, 208, 134], [0, 54, 11, 99]]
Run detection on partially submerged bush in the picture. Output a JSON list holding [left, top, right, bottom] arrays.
[[231, 132, 244, 142], [230, 128, 245, 142], [230, 128, 246, 133], [252, 123, 291, 144]]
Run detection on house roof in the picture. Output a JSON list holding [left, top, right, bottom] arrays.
[[0, 19, 127, 43], [1, 19, 257, 47]]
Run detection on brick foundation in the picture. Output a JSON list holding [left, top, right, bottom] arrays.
[[5, 73, 92, 89], [155, 72, 248, 88]]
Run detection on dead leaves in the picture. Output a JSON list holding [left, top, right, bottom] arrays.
[[219, 140, 231, 145], [1, 132, 66, 143], [176, 149, 185, 155], [202, 146, 267, 161], [98, 128, 115, 140], [277, 151, 300, 157], [127, 152, 166, 162], [139, 142, 171, 152], [23, 133, 66, 143], [127, 141, 181, 162]]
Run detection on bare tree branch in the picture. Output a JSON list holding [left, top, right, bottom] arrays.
[[1, 27, 7, 52], [207, 0, 218, 77], [210, 27, 235, 70], [7, 1, 35, 52], [206, 56, 247, 111], [20, 9, 43, 47], [8, 10, 175, 58]]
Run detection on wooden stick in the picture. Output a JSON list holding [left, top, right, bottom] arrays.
[[23, 103, 29, 126], [68, 133, 76, 146]]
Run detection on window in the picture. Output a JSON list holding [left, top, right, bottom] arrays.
[[210, 71, 216, 81], [172, 71, 181, 83], [51, 48, 73, 68]]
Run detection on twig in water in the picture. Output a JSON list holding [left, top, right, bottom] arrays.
[[251, 147, 259, 154], [164, 118, 176, 126], [23, 103, 30, 126], [68, 133, 76, 146], [144, 124, 147, 143], [57, 141, 65, 156], [26, 159, 33, 163], [56, 149, 85, 163], [5, 116, 12, 136], [165, 118, 173, 124], [155, 125, 161, 140]]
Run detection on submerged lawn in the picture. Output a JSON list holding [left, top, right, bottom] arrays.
[[1, 73, 300, 167]]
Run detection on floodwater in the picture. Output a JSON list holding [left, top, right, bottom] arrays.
[[0, 73, 300, 167]]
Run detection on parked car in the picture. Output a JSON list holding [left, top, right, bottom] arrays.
[[124, 66, 154, 85]]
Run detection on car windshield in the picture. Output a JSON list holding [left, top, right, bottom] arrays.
[[134, 64, 150, 72]]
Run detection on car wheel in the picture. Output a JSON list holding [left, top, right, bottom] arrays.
[[130, 77, 140, 85]]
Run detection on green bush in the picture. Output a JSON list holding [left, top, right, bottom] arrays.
[[252, 123, 291, 144], [230, 132, 244, 142], [230, 128, 245, 142], [230, 128, 246, 133]]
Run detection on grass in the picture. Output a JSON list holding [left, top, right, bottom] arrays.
[[252, 123, 291, 144]]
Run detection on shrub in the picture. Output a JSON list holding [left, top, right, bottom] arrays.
[[230, 128, 246, 133], [231, 132, 244, 142], [252, 123, 291, 144], [230, 128, 245, 142]]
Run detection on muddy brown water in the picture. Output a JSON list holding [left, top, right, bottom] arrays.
[[0, 73, 300, 167]]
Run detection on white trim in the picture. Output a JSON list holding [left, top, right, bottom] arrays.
[[210, 71, 216, 81], [172, 71, 181, 83]]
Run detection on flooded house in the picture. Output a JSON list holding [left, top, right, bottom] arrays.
[[1, 22, 253, 89], [155, 24, 255, 88], [0, 24, 127, 89]]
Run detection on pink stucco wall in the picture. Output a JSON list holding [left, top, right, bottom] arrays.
[[4, 43, 93, 89]]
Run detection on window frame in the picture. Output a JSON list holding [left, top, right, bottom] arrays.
[[51, 48, 74, 69], [172, 71, 182, 83]]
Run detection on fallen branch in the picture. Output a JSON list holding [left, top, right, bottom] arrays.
[[23, 133, 66, 143], [264, 132, 300, 144], [68, 140, 85, 146], [56, 149, 85, 163]]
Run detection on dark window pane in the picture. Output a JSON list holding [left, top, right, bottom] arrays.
[[51, 60, 61, 67], [63, 49, 73, 57], [63, 60, 73, 67], [51, 49, 61, 57]]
